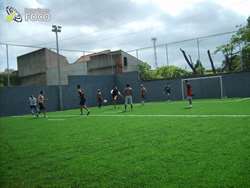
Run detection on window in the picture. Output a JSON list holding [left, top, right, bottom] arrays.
[[123, 57, 128, 67]]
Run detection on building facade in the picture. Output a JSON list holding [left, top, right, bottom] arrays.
[[17, 48, 142, 86], [17, 48, 87, 85]]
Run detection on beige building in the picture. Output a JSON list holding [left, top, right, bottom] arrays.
[[76, 50, 142, 75], [17, 48, 142, 86], [17, 48, 87, 85]]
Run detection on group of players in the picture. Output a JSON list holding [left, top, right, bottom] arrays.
[[28, 91, 47, 117], [29, 81, 193, 117], [76, 80, 193, 115]]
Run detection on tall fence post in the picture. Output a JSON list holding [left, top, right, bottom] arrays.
[[165, 44, 169, 66], [239, 44, 243, 71], [6, 44, 10, 87], [197, 38, 201, 62]]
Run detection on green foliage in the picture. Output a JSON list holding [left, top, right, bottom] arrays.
[[138, 63, 189, 80], [194, 60, 205, 75], [156, 65, 190, 79], [215, 16, 250, 72], [0, 73, 21, 87]]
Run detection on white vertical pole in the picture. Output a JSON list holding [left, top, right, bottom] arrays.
[[6, 44, 10, 87]]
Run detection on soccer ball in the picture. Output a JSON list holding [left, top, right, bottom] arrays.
[[103, 99, 108, 103]]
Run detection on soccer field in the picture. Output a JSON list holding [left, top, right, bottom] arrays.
[[1, 99, 250, 188]]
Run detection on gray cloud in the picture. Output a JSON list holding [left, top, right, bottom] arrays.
[[38, 0, 160, 28]]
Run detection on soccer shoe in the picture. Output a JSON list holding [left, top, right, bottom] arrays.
[[87, 111, 90, 116]]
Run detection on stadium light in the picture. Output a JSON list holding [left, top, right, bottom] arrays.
[[52, 25, 63, 111]]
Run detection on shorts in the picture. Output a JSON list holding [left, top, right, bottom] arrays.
[[112, 95, 118, 101], [30, 105, 37, 111], [80, 98, 86, 106], [125, 96, 133, 105], [38, 103, 45, 110], [187, 96, 192, 100], [141, 94, 146, 99]]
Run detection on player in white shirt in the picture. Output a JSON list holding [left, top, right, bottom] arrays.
[[29, 95, 38, 117]]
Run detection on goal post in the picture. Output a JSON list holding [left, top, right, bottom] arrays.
[[181, 75, 223, 100]]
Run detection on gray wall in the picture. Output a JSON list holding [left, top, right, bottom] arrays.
[[62, 74, 115, 109], [222, 72, 250, 98], [0, 86, 59, 116], [1, 71, 250, 117]]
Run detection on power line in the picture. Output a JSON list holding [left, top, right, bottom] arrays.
[[0, 30, 237, 54], [0, 42, 94, 53]]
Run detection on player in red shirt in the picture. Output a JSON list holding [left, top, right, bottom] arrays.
[[185, 80, 193, 108]]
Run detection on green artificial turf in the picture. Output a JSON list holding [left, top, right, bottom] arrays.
[[0, 98, 250, 188]]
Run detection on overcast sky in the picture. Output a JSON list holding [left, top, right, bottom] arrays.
[[0, 0, 249, 71]]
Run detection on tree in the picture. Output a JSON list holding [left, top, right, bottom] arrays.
[[180, 48, 197, 74], [207, 50, 216, 74], [194, 60, 205, 75], [138, 62, 157, 80], [215, 16, 250, 72], [0, 71, 21, 87], [156, 65, 190, 79], [138, 62, 190, 80]]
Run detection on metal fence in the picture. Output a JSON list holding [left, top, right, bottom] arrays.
[[1, 30, 248, 86], [126, 31, 238, 70]]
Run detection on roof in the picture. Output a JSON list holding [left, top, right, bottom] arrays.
[[17, 48, 66, 59], [74, 49, 123, 64]]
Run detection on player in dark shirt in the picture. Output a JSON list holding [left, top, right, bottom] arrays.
[[38, 91, 47, 118], [124, 84, 133, 111], [164, 84, 171, 101], [96, 89, 103, 108], [77, 84, 90, 115], [110, 86, 121, 109]]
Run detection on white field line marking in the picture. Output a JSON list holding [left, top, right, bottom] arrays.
[[235, 98, 250, 102], [47, 119, 65, 121], [12, 114, 250, 118], [90, 114, 250, 118]]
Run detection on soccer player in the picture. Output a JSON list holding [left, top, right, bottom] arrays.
[[110, 86, 121, 109], [164, 84, 171, 101], [124, 84, 133, 111], [185, 80, 193, 108], [37, 91, 47, 118], [140, 84, 147, 105], [96, 89, 103, 108], [77, 84, 90, 115], [29, 95, 38, 117]]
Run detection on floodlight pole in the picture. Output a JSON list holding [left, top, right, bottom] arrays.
[[152, 37, 158, 68], [52, 25, 63, 111]]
